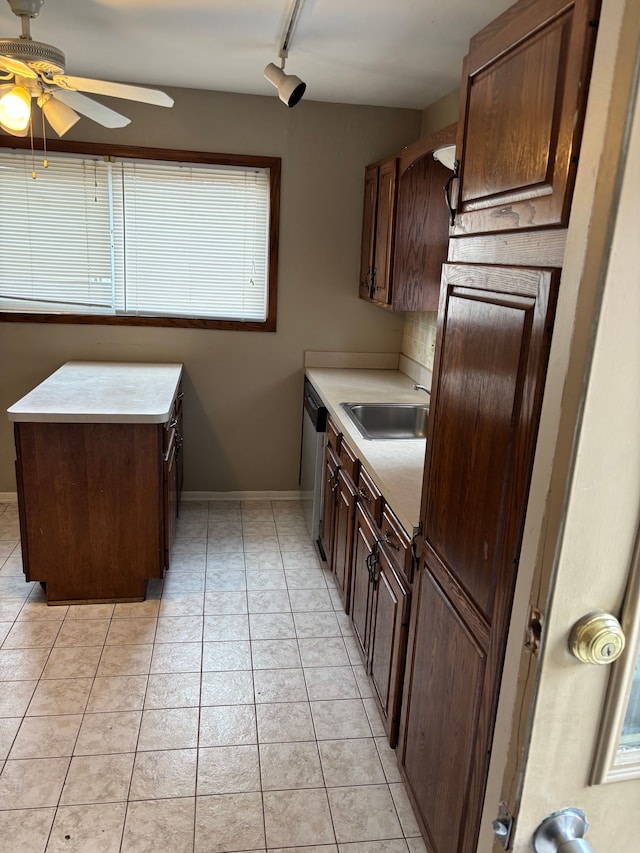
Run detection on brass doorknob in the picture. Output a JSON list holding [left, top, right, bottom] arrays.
[[568, 610, 625, 665]]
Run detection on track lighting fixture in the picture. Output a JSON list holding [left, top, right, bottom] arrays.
[[265, 0, 307, 108], [263, 61, 306, 108]]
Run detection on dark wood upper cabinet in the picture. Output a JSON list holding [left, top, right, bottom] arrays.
[[359, 157, 398, 306], [398, 262, 560, 853], [452, 0, 600, 235], [359, 124, 456, 311], [359, 164, 380, 300], [372, 158, 398, 306]]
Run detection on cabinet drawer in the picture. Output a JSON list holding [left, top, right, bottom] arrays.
[[339, 435, 359, 484], [380, 505, 413, 583], [357, 465, 383, 526], [326, 417, 341, 455]]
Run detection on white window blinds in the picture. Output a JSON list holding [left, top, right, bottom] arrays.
[[0, 152, 114, 313], [0, 150, 271, 322]]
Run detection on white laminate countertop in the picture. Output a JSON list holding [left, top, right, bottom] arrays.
[[7, 361, 184, 424], [305, 367, 428, 534]]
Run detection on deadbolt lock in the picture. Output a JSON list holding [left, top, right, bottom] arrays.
[[568, 610, 625, 665]]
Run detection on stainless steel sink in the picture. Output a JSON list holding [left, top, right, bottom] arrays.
[[340, 402, 429, 440]]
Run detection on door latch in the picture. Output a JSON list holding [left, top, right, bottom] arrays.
[[492, 802, 514, 849]]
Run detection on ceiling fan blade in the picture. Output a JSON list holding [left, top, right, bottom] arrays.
[[52, 90, 131, 129], [52, 74, 173, 107], [0, 55, 38, 79]]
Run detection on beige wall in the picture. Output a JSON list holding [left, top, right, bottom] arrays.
[[420, 89, 460, 137], [0, 89, 421, 494]]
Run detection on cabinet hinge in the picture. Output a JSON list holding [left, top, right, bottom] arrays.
[[588, 18, 599, 27]]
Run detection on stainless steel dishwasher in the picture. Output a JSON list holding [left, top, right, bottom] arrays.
[[299, 378, 327, 543]]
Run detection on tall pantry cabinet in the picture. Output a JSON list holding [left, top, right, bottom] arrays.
[[396, 1, 601, 852]]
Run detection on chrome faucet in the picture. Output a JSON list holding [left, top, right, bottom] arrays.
[[413, 384, 431, 397]]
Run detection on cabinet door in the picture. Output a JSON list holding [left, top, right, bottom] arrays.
[[319, 445, 340, 565], [350, 504, 378, 661], [164, 432, 177, 570], [359, 164, 378, 299], [452, 0, 600, 235], [368, 548, 410, 748], [371, 158, 398, 305], [175, 393, 184, 503], [399, 262, 559, 853], [333, 469, 358, 613], [392, 155, 451, 311]]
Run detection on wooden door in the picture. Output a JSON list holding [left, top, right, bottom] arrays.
[[333, 468, 358, 612], [359, 164, 378, 299], [452, 0, 600, 236], [398, 262, 560, 853], [371, 157, 398, 305], [368, 547, 410, 747], [350, 504, 378, 661]]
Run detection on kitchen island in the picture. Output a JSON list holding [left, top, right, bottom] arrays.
[[7, 361, 183, 604]]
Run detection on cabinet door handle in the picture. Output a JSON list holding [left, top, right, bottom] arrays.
[[177, 392, 184, 400], [384, 529, 400, 550], [169, 418, 178, 429], [358, 488, 371, 504], [366, 548, 379, 583], [444, 160, 459, 226]]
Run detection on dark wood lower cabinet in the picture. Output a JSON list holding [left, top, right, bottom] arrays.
[[368, 545, 410, 747], [319, 417, 412, 748], [15, 421, 167, 603], [319, 444, 340, 564], [350, 503, 410, 747], [350, 504, 378, 658], [15, 389, 183, 604], [398, 262, 559, 853], [333, 468, 358, 611]]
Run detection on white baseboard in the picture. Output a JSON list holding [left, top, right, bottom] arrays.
[[0, 492, 17, 502], [183, 491, 303, 502]]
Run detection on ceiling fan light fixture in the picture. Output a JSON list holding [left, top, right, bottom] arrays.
[[264, 61, 306, 108], [0, 83, 31, 132], [38, 92, 80, 137]]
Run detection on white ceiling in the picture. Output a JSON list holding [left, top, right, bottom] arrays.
[[0, 0, 515, 111]]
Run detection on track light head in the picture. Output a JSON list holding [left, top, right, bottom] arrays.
[[264, 62, 306, 108]]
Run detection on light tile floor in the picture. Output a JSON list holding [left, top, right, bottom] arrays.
[[0, 499, 426, 853]]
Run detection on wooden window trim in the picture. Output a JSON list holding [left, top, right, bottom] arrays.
[[0, 137, 281, 332]]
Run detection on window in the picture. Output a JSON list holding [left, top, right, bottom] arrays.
[[591, 530, 640, 783], [0, 142, 280, 330]]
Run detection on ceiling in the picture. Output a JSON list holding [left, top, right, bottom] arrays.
[[0, 0, 516, 111]]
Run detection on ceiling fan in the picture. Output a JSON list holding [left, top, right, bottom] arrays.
[[0, 0, 173, 138]]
